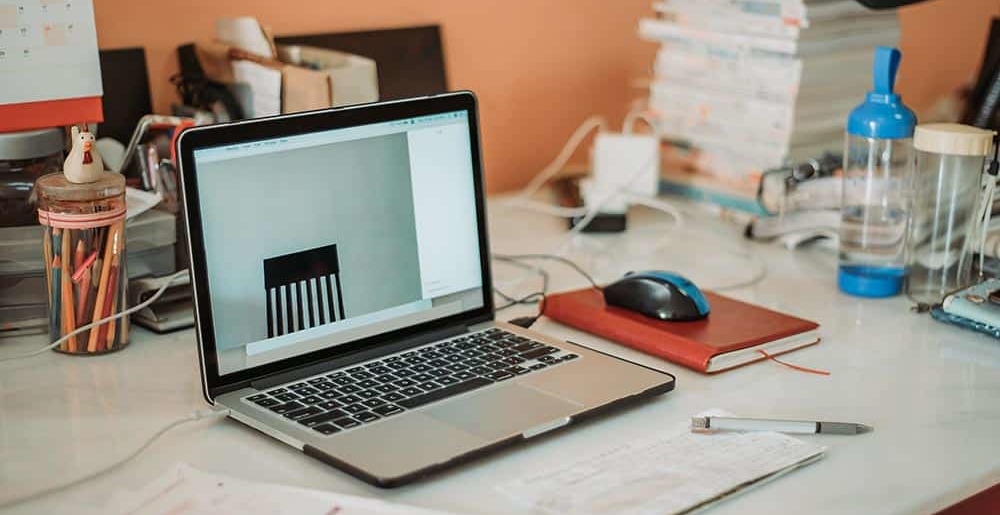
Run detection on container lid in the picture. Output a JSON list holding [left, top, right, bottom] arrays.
[[0, 128, 64, 161], [913, 123, 995, 156], [846, 47, 916, 140], [838, 265, 904, 297], [35, 172, 126, 202]]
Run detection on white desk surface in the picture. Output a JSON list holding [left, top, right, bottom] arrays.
[[2, 198, 998, 515]]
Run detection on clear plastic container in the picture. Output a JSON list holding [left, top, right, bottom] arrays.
[[839, 135, 913, 295], [906, 123, 994, 304]]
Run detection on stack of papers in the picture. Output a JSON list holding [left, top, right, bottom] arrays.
[[216, 17, 282, 118], [498, 411, 825, 515], [104, 464, 463, 515], [639, 0, 900, 191]]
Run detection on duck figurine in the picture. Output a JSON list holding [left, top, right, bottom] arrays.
[[64, 125, 105, 183]]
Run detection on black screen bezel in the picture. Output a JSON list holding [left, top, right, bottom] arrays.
[[176, 92, 494, 400]]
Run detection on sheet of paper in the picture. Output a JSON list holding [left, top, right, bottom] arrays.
[[104, 463, 465, 515], [497, 411, 826, 515], [0, 0, 103, 105], [125, 187, 163, 220], [231, 60, 281, 117], [216, 17, 274, 58]]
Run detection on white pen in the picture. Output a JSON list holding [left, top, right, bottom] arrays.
[[691, 416, 873, 435]]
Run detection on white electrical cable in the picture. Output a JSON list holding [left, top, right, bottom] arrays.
[[0, 269, 189, 363], [620, 192, 684, 227], [490, 116, 611, 290], [499, 109, 764, 291], [505, 191, 683, 221], [554, 149, 670, 256], [502, 111, 662, 220], [502, 200, 591, 218], [513, 115, 607, 201], [555, 108, 675, 249], [499, 111, 689, 283], [499, 116, 608, 218], [0, 407, 230, 509], [707, 251, 769, 291], [977, 176, 996, 277]]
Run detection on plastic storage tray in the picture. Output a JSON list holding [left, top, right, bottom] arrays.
[[0, 208, 177, 272], [0, 209, 177, 337]]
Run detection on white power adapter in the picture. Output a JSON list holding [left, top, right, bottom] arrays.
[[564, 130, 660, 233], [590, 131, 660, 199]]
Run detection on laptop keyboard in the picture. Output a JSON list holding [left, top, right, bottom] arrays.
[[242, 328, 578, 436]]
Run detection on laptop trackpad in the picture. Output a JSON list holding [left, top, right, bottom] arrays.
[[425, 383, 581, 440]]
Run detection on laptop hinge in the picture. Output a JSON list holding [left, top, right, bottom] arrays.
[[248, 324, 470, 391]]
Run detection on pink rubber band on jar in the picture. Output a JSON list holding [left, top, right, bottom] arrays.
[[37, 205, 126, 230]]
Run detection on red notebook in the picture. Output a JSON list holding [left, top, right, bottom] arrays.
[[544, 288, 820, 373]]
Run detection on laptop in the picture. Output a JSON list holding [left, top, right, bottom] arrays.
[[176, 91, 676, 487]]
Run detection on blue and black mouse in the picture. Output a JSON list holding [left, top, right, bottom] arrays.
[[603, 271, 710, 321]]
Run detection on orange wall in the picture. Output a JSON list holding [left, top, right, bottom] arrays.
[[93, 0, 1000, 193], [897, 0, 1000, 111]]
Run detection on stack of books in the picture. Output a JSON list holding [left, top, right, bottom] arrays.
[[639, 0, 901, 212]]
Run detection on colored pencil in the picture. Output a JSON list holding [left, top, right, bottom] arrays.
[[52, 228, 62, 262], [61, 230, 77, 352], [92, 257, 102, 288], [74, 238, 84, 272], [84, 257, 100, 340], [43, 227, 53, 341], [71, 250, 98, 283], [81, 233, 103, 348], [72, 239, 84, 322], [118, 259, 130, 346], [52, 229, 62, 319], [88, 223, 118, 353], [73, 247, 98, 330], [43, 228, 52, 299], [62, 265, 75, 352], [51, 228, 62, 344], [50, 256, 62, 348], [76, 261, 92, 327], [103, 250, 121, 350], [87, 222, 123, 352], [53, 229, 62, 294]]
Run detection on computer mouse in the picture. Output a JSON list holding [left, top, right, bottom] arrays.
[[603, 271, 710, 321]]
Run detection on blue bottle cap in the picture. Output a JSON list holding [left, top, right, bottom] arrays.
[[846, 47, 916, 140], [838, 265, 905, 298]]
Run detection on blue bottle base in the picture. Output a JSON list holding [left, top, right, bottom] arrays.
[[838, 266, 905, 298]]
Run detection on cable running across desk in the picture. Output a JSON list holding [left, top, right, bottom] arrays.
[[492, 255, 550, 311], [491, 254, 602, 327], [0, 269, 190, 363], [495, 290, 546, 311], [494, 253, 602, 291], [0, 408, 231, 509]]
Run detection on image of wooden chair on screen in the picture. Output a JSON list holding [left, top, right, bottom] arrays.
[[263, 244, 346, 337]]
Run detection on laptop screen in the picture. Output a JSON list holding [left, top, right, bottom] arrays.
[[192, 110, 485, 375]]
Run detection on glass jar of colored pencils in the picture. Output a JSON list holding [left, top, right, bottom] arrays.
[[36, 172, 129, 355]]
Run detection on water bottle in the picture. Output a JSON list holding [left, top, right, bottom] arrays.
[[838, 47, 917, 297]]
